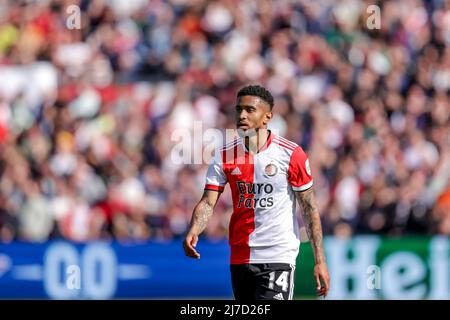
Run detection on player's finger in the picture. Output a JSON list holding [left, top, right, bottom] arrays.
[[188, 251, 200, 258], [189, 250, 200, 259], [184, 243, 200, 258], [316, 275, 326, 295], [317, 288, 326, 297], [315, 274, 321, 290], [191, 236, 198, 248], [322, 286, 329, 298], [323, 275, 330, 291], [186, 248, 200, 258], [182, 240, 191, 252], [320, 274, 330, 297], [183, 240, 195, 255]]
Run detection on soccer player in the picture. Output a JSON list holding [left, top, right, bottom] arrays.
[[183, 85, 330, 300]]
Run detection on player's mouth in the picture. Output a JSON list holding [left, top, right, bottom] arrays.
[[237, 122, 250, 129]]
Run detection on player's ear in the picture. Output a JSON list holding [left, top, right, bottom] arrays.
[[263, 111, 273, 125]]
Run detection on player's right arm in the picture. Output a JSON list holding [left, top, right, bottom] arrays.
[[184, 146, 228, 259], [183, 189, 221, 259]]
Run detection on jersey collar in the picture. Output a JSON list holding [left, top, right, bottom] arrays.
[[242, 130, 273, 154]]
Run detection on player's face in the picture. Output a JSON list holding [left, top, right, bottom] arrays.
[[235, 96, 272, 131]]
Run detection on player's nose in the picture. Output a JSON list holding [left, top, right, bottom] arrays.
[[238, 110, 248, 119]]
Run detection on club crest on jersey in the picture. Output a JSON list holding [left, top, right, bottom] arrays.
[[264, 163, 278, 177]]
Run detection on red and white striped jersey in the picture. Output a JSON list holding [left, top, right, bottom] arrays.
[[204, 132, 313, 265]]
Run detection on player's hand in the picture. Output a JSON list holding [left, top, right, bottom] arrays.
[[183, 232, 200, 259], [314, 262, 330, 298]]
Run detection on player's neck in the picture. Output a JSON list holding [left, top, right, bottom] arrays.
[[244, 129, 271, 154]]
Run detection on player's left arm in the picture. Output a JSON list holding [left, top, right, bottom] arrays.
[[295, 187, 330, 297]]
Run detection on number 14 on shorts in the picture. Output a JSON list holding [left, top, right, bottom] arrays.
[[268, 271, 289, 292]]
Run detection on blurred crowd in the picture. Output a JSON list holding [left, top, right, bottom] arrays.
[[0, 0, 449, 243]]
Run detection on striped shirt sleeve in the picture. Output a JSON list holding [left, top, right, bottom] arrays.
[[287, 146, 313, 192], [204, 151, 227, 192]]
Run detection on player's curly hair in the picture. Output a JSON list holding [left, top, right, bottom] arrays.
[[237, 85, 274, 110]]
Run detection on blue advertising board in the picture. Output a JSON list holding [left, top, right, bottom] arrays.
[[0, 240, 233, 299]]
